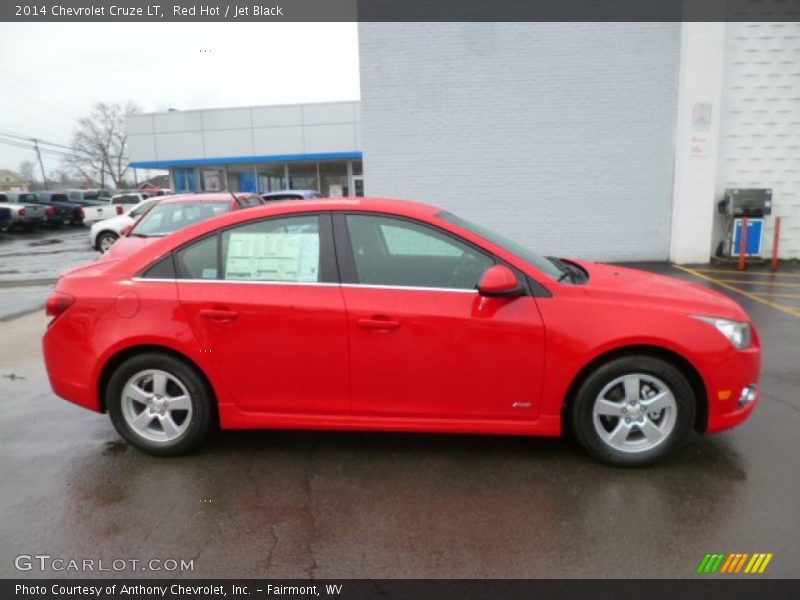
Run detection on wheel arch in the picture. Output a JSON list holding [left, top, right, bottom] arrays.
[[562, 344, 708, 434], [94, 229, 118, 250], [97, 344, 219, 423]]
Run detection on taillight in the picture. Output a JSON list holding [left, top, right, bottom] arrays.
[[46, 207, 56, 217], [46, 291, 75, 320], [19, 208, 26, 217], [79, 207, 85, 218], [116, 205, 123, 215]]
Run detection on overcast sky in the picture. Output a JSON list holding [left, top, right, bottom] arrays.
[[0, 22, 360, 178]]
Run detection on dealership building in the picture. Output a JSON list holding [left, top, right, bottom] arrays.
[[128, 22, 799, 264]]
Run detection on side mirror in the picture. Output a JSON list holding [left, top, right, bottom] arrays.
[[478, 265, 524, 297], [121, 225, 133, 236]]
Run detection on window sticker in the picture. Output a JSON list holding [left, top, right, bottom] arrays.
[[225, 232, 319, 282]]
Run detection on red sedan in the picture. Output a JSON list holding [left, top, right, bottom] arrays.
[[43, 198, 761, 466], [104, 192, 264, 260]]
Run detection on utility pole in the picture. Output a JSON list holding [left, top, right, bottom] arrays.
[[32, 139, 49, 189]]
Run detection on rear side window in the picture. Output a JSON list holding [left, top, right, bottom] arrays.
[[238, 196, 263, 207], [173, 214, 329, 283], [141, 254, 177, 279], [221, 215, 320, 282], [176, 235, 219, 280]]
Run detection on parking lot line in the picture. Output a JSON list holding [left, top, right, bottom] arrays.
[[693, 268, 800, 278], [711, 279, 800, 288], [752, 291, 800, 299], [672, 265, 800, 318]]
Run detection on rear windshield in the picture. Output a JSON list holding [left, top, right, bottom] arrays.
[[83, 192, 101, 200], [17, 193, 38, 203], [131, 201, 231, 237]]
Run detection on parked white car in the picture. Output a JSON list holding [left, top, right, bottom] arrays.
[[89, 198, 160, 252]]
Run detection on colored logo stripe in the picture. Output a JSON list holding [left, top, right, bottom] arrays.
[[697, 552, 773, 574]]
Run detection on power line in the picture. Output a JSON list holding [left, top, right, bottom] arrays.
[[0, 131, 73, 151]]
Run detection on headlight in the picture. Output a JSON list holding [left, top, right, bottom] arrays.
[[692, 316, 752, 349]]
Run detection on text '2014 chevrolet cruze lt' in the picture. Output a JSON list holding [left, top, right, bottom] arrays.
[[43, 198, 761, 466]]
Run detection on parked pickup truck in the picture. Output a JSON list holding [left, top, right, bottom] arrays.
[[36, 191, 85, 226], [64, 189, 124, 224], [5, 192, 73, 227], [0, 207, 10, 231], [0, 192, 47, 230]]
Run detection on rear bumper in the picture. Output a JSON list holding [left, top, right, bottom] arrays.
[[43, 314, 102, 412]]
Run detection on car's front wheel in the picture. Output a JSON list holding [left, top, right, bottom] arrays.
[[97, 231, 119, 253], [107, 353, 213, 455], [571, 355, 696, 466]]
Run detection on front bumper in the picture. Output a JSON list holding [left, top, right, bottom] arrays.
[[704, 342, 761, 433]]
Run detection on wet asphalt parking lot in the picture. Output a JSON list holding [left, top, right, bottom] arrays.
[[0, 226, 798, 579]]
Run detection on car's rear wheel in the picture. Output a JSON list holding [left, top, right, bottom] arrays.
[[107, 353, 213, 455], [97, 231, 118, 253], [571, 355, 695, 466]]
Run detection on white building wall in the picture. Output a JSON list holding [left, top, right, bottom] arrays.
[[716, 22, 800, 259], [358, 23, 681, 261], [127, 101, 361, 167], [669, 23, 727, 264]]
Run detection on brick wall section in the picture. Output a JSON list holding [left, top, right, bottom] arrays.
[[717, 22, 800, 259], [358, 23, 681, 261]]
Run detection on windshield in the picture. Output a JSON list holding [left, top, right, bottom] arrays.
[[131, 201, 231, 237], [18, 193, 38, 203], [436, 210, 563, 280]]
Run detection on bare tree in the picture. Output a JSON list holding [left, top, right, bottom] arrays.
[[66, 101, 140, 188], [18, 159, 36, 184]]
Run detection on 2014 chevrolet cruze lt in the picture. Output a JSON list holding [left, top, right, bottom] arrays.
[[43, 198, 760, 466]]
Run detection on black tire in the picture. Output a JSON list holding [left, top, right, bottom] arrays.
[[107, 352, 214, 456], [571, 355, 696, 467], [97, 231, 119, 252]]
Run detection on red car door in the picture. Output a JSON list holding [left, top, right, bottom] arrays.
[[336, 213, 545, 421], [176, 213, 350, 414]]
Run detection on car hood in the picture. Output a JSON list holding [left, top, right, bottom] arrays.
[[570, 260, 748, 321], [91, 214, 132, 232], [100, 235, 158, 260]]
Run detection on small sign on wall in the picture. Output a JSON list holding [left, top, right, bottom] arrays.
[[690, 102, 712, 158]]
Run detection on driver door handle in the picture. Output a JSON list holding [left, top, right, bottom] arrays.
[[199, 308, 239, 322], [358, 316, 400, 331]]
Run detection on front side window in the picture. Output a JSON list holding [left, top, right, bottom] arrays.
[[345, 214, 494, 290], [132, 201, 230, 237]]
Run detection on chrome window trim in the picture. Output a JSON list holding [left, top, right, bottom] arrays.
[[131, 277, 477, 294]]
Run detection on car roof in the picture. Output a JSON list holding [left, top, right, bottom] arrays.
[[156, 192, 259, 204], [262, 189, 319, 196]]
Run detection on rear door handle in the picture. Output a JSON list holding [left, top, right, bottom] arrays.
[[199, 308, 239, 322], [358, 317, 400, 331]]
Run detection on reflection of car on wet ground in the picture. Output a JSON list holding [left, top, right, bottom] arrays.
[[89, 197, 161, 253], [261, 189, 321, 202], [0, 192, 47, 230], [102, 192, 264, 259], [43, 197, 761, 467]]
